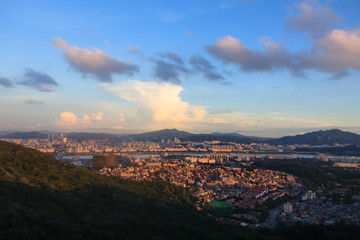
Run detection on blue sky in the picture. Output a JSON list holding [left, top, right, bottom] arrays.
[[1, 0, 360, 137]]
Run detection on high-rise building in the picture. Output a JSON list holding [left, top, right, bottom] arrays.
[[283, 202, 293, 213]]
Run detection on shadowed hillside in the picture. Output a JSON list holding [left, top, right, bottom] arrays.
[[1, 140, 360, 240], [0, 140, 221, 240]]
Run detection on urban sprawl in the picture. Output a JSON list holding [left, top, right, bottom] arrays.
[[3, 134, 360, 228]]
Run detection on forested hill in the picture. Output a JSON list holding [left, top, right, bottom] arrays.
[[1, 140, 360, 240], [121, 128, 192, 141], [0, 140, 218, 240], [268, 129, 360, 145]]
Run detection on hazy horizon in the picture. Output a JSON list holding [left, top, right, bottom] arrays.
[[2, 127, 360, 139]]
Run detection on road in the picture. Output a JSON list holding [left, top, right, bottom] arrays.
[[265, 204, 283, 227], [265, 179, 308, 227]]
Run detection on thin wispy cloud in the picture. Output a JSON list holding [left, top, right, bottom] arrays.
[[286, 0, 340, 37], [18, 68, 58, 92], [154, 59, 189, 84], [155, 9, 184, 22], [190, 54, 224, 81], [154, 52, 226, 83], [160, 52, 184, 65], [184, 30, 194, 37], [25, 98, 44, 104], [53, 38, 139, 82], [153, 52, 190, 84], [127, 45, 143, 56], [209, 108, 241, 114], [191, 0, 247, 14], [219, 0, 240, 10], [0, 77, 13, 88]]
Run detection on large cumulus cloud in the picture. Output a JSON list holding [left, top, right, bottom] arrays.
[[103, 80, 208, 129]]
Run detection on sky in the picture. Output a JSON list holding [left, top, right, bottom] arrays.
[[1, 0, 360, 137]]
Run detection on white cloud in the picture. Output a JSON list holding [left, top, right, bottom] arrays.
[[308, 28, 360, 69], [82, 112, 102, 125], [103, 80, 207, 129], [321, 29, 360, 57], [56, 111, 103, 127], [118, 113, 126, 122], [57, 112, 78, 126], [53, 38, 139, 82]]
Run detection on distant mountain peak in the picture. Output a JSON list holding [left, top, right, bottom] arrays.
[[121, 128, 192, 141], [269, 128, 360, 146]]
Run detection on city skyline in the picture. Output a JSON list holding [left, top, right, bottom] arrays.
[[1, 0, 360, 137]]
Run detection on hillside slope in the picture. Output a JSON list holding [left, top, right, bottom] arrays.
[[0, 140, 220, 240], [1, 141, 359, 240]]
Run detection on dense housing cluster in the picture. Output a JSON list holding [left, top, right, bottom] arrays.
[[98, 156, 302, 211]]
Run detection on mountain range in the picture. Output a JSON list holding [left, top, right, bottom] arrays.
[[1, 128, 360, 146]]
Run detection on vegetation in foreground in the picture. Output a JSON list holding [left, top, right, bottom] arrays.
[[1, 140, 359, 240]]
